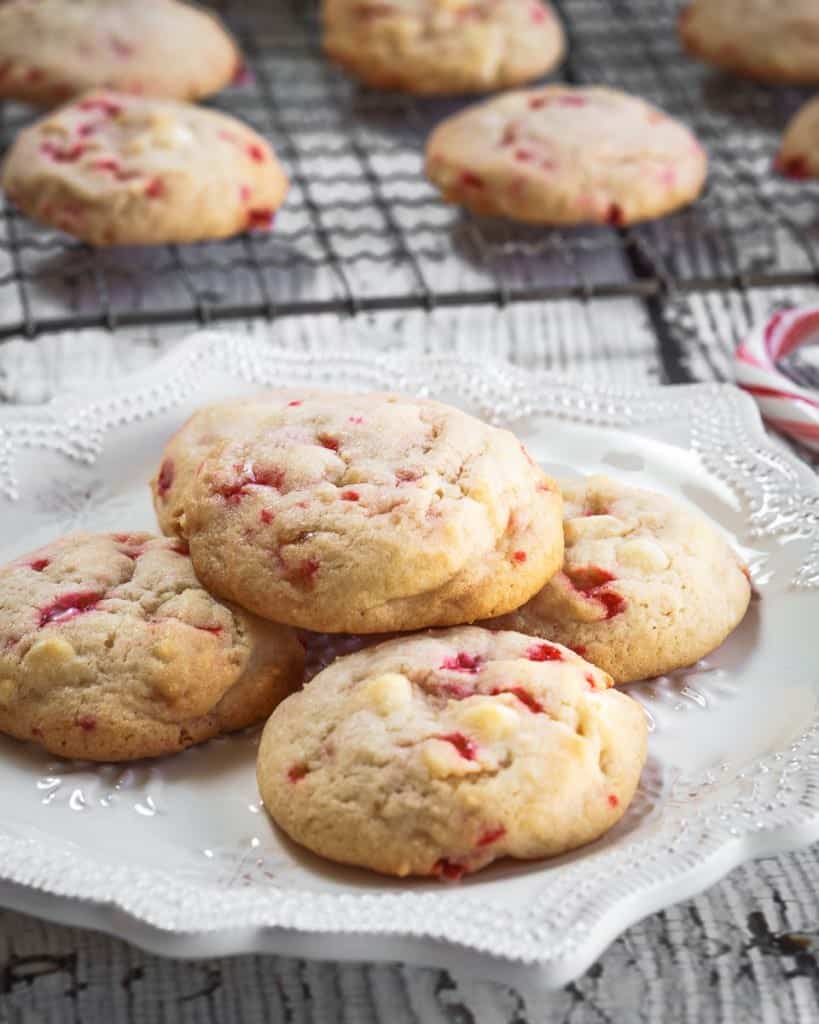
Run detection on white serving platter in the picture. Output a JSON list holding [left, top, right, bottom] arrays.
[[0, 330, 818, 990]]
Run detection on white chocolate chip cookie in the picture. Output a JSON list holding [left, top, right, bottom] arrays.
[[257, 626, 647, 879], [0, 533, 304, 761], [425, 85, 707, 225], [1, 91, 288, 245], [679, 0, 819, 85], [490, 476, 751, 684], [321, 0, 565, 95], [0, 0, 240, 107], [173, 390, 564, 633]]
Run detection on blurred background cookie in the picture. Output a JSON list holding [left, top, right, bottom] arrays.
[[679, 0, 819, 84], [425, 86, 707, 225], [1, 91, 289, 245], [321, 0, 565, 95], [0, 0, 240, 106]]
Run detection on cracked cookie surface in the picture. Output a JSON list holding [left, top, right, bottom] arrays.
[[489, 476, 751, 684], [174, 391, 564, 633], [1, 90, 288, 245], [321, 0, 565, 95], [425, 85, 707, 225], [0, 0, 240, 107], [257, 626, 647, 878], [0, 532, 304, 761]]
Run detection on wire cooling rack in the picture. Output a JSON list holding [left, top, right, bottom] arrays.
[[0, 0, 818, 341]]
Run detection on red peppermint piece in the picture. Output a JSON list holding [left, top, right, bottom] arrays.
[[440, 652, 482, 673], [145, 177, 165, 199], [41, 141, 88, 163], [526, 642, 563, 662], [477, 826, 506, 847], [156, 458, 175, 498], [490, 686, 544, 714], [776, 155, 810, 180], [606, 203, 625, 227], [78, 97, 123, 117], [433, 858, 465, 881], [39, 591, 103, 627], [437, 732, 478, 761], [247, 208, 275, 230], [460, 171, 484, 189]]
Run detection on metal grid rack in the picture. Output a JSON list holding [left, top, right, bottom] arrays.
[[0, 0, 818, 341]]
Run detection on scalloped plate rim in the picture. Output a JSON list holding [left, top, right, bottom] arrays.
[[0, 328, 818, 989]]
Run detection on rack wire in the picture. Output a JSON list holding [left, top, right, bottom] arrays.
[[0, 0, 817, 342]]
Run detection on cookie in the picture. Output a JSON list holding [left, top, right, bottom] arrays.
[[1, 91, 289, 246], [0, 0, 240, 107], [425, 85, 707, 225], [0, 533, 304, 761], [176, 391, 564, 633], [151, 393, 302, 538], [489, 476, 751, 684], [776, 97, 819, 180], [679, 0, 819, 84], [257, 626, 647, 879], [321, 0, 565, 95]]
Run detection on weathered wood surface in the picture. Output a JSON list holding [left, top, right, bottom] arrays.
[[2, 289, 819, 1022]]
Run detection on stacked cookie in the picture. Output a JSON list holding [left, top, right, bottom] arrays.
[[0, 390, 752, 881], [0, 0, 289, 245]]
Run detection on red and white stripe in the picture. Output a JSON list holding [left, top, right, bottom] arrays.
[[735, 306, 819, 452]]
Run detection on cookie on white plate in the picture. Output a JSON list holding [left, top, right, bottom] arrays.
[[176, 390, 564, 633], [425, 85, 707, 225], [489, 476, 752, 684], [1, 91, 288, 245], [257, 626, 647, 879], [0, 532, 304, 761]]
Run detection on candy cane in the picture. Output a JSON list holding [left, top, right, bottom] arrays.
[[735, 306, 819, 453]]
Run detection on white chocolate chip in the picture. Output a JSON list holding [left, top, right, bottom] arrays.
[[149, 111, 195, 149], [123, 133, 151, 157], [421, 738, 477, 778], [40, 120, 71, 137], [617, 537, 670, 572], [24, 636, 76, 669], [565, 514, 626, 543], [457, 700, 519, 740], [365, 672, 413, 716]]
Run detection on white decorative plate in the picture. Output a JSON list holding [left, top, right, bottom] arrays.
[[1, 330, 819, 991]]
